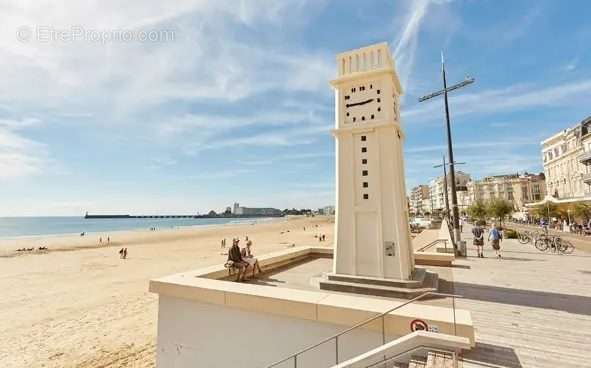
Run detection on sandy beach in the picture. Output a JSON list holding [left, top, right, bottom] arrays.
[[0, 216, 334, 368]]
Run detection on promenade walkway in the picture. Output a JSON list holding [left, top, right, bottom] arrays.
[[436, 224, 591, 368]]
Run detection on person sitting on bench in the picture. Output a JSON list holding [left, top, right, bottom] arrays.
[[227, 239, 248, 281], [241, 240, 263, 278]]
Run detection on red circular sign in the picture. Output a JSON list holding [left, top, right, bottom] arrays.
[[410, 319, 429, 332]]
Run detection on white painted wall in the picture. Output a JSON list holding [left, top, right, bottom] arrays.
[[156, 296, 397, 368]]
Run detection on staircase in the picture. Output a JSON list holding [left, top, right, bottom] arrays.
[[405, 351, 457, 368], [318, 268, 439, 299]]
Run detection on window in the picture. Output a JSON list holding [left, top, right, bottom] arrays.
[[377, 98, 380, 103], [361, 136, 367, 141], [344, 95, 350, 100], [363, 194, 369, 199], [353, 117, 356, 122], [362, 159, 367, 164], [371, 114, 375, 119], [361, 147, 367, 153], [377, 89, 380, 94], [351, 87, 356, 93], [361, 116, 365, 121], [362, 170, 368, 176], [360, 86, 365, 91], [363, 182, 368, 188], [377, 107, 381, 112]]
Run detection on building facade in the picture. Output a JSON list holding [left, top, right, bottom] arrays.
[[542, 116, 591, 200], [429, 171, 471, 212], [467, 173, 546, 211], [409, 185, 431, 215], [232, 202, 282, 216]]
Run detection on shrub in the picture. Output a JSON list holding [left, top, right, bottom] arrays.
[[504, 229, 518, 239]]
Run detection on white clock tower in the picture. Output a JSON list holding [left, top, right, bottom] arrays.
[[329, 42, 414, 281]]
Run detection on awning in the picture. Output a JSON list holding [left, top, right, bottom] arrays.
[[525, 195, 591, 208]]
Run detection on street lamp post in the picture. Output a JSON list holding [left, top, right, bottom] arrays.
[[419, 53, 474, 251], [434, 157, 466, 243]]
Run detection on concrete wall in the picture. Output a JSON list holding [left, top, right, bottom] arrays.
[[156, 296, 390, 368]]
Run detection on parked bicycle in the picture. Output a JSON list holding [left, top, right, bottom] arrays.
[[517, 230, 539, 245], [534, 233, 575, 254]]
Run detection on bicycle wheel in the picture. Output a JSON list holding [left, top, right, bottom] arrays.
[[534, 237, 548, 251], [559, 240, 575, 254], [518, 232, 529, 244]]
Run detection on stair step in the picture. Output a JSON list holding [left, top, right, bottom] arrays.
[[408, 356, 427, 368], [426, 351, 455, 368], [318, 279, 437, 299], [326, 270, 426, 289]]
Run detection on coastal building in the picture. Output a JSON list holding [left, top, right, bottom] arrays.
[[542, 116, 591, 201], [467, 173, 546, 211], [233, 205, 282, 216], [429, 171, 471, 212], [318, 205, 335, 215], [409, 185, 431, 215], [330, 42, 413, 280]]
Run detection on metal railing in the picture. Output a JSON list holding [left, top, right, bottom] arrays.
[[416, 239, 449, 252], [265, 291, 461, 368], [364, 345, 458, 368]]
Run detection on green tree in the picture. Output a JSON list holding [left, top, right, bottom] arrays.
[[467, 200, 487, 221], [533, 202, 559, 219], [486, 198, 513, 225], [573, 203, 591, 221]]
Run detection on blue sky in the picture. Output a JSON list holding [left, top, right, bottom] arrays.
[[0, 0, 590, 216]]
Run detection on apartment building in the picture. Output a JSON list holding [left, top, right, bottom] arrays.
[[409, 185, 431, 215], [542, 116, 591, 200], [467, 173, 546, 211], [429, 171, 471, 212]]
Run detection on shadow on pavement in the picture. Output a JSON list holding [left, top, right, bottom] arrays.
[[439, 279, 591, 316], [462, 342, 523, 368]]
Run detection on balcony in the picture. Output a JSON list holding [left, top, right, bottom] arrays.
[[578, 151, 591, 163], [583, 172, 591, 184]]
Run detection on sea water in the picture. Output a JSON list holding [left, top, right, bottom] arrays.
[[0, 216, 275, 239]]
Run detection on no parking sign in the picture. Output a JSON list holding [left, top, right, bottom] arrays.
[[410, 319, 429, 332]]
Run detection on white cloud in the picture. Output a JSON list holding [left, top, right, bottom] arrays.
[[403, 79, 591, 124], [393, 0, 431, 91], [0, 0, 332, 119], [0, 118, 48, 179]]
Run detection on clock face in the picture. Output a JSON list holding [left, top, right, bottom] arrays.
[[342, 80, 384, 124]]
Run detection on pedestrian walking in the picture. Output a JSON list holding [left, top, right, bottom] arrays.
[[488, 224, 503, 259], [472, 221, 485, 258]]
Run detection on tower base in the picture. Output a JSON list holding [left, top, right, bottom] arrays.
[[318, 268, 438, 299]]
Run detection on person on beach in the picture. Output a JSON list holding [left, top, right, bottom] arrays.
[[123, 248, 128, 259], [488, 224, 503, 259], [472, 221, 485, 258], [221, 238, 226, 248], [119, 248, 124, 258], [228, 239, 248, 281], [107, 236, 110, 244], [241, 240, 262, 278]]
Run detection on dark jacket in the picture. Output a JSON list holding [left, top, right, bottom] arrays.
[[228, 244, 243, 263]]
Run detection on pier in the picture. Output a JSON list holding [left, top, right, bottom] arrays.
[[84, 213, 284, 219]]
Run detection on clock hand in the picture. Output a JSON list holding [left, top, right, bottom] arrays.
[[346, 98, 374, 108]]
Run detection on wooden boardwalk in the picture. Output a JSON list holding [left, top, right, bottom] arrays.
[[435, 225, 591, 368]]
